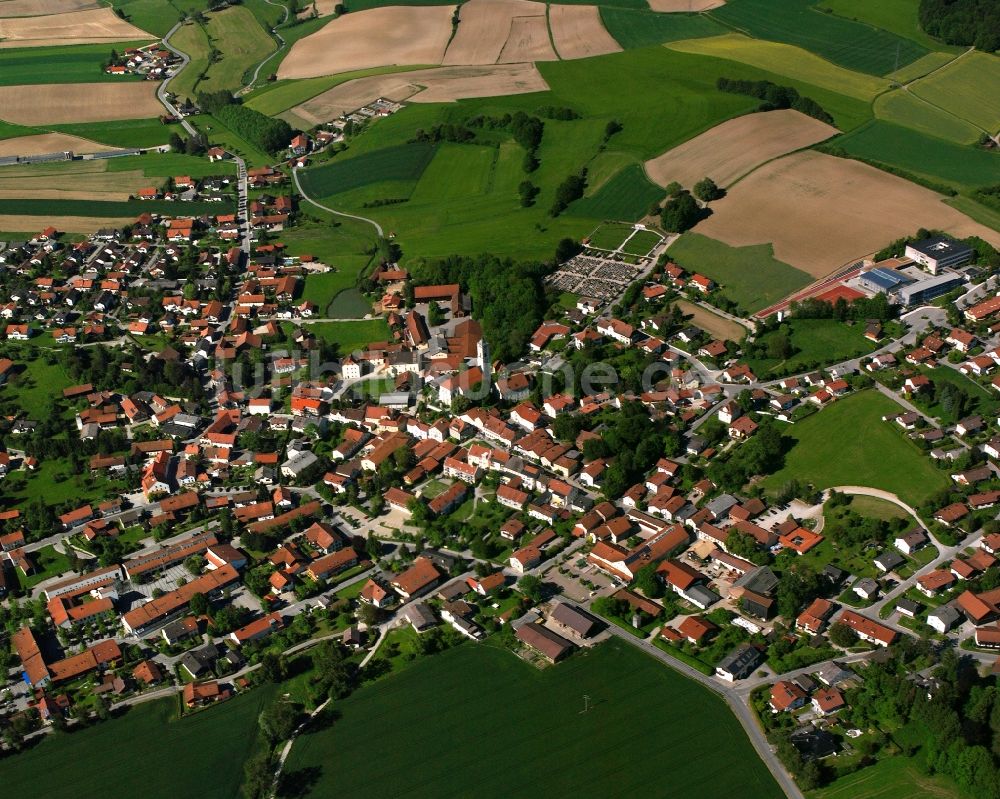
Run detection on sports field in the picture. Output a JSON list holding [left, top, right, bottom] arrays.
[[708, 0, 926, 76], [667, 34, 889, 101], [1, 688, 275, 799], [835, 121, 1000, 192], [761, 390, 950, 506], [908, 52, 1000, 137], [284, 640, 785, 799], [668, 232, 811, 313], [810, 756, 962, 799]]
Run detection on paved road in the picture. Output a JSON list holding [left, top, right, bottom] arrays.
[[292, 166, 384, 238], [156, 22, 197, 137], [241, 0, 289, 92]]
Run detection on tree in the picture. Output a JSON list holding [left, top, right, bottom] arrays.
[[242, 751, 274, 799], [189, 592, 208, 617], [518, 574, 544, 603], [168, 132, 185, 152], [184, 554, 205, 576], [358, 603, 381, 626], [366, 535, 381, 561], [518, 180, 539, 207], [259, 700, 301, 746], [827, 621, 858, 648], [634, 563, 664, 599], [259, 652, 286, 683], [693, 176, 724, 202], [660, 191, 704, 233]]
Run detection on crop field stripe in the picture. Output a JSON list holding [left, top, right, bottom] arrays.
[[600, 8, 727, 50], [834, 120, 1000, 192], [708, 0, 928, 76], [873, 90, 980, 145], [0, 198, 231, 216], [302, 141, 438, 199], [0, 41, 152, 86]]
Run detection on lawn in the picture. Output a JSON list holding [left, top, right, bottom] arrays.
[[2, 357, 74, 413], [284, 639, 784, 799], [0, 687, 275, 799], [586, 221, 635, 251], [568, 163, 665, 222], [303, 142, 438, 200], [198, 6, 277, 94], [600, 8, 727, 49], [909, 51, 1000, 137], [747, 318, 876, 376], [847, 495, 909, 521], [708, 0, 927, 76], [0, 42, 151, 86], [761, 390, 950, 506], [105, 150, 238, 178], [17, 544, 72, 589], [872, 92, 982, 145], [5, 459, 126, 508], [301, 319, 390, 353], [667, 33, 890, 102], [668, 232, 812, 314], [279, 218, 376, 298], [809, 756, 962, 799], [814, 0, 959, 52], [621, 228, 663, 256]]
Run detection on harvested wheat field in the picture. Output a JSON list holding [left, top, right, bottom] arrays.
[[0, 214, 133, 233], [0, 133, 111, 158], [0, 83, 161, 124], [0, 165, 142, 200], [294, 64, 548, 124], [645, 110, 836, 188], [549, 5, 620, 60], [278, 5, 456, 79], [695, 150, 1000, 278], [0, 7, 152, 45], [497, 14, 555, 63], [675, 299, 746, 342], [0, 0, 97, 17], [443, 0, 544, 65], [647, 0, 724, 10]]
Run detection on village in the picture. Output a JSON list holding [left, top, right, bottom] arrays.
[[0, 120, 999, 795]]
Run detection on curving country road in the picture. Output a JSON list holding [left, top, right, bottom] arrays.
[[241, 0, 290, 93], [156, 21, 197, 137], [292, 166, 385, 238]]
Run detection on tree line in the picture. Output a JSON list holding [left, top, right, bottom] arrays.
[[919, 0, 1000, 50], [716, 77, 833, 124]]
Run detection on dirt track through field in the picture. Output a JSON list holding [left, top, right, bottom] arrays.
[[647, 0, 723, 10], [0, 6, 152, 45], [0, 133, 110, 157], [0, 82, 162, 124], [278, 5, 456, 79], [293, 64, 549, 124], [549, 5, 620, 60], [497, 14, 555, 63], [443, 0, 544, 65], [694, 150, 1000, 278], [0, 0, 97, 17], [645, 110, 837, 188]]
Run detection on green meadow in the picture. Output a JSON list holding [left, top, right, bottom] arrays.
[[0, 42, 150, 86]]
